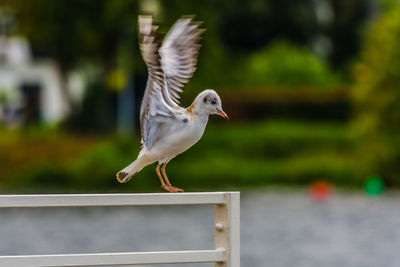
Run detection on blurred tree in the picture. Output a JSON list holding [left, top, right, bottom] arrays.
[[159, 0, 321, 98], [159, 0, 369, 91], [217, 0, 318, 52], [243, 41, 338, 87], [6, 0, 139, 108], [0, 0, 374, 133], [326, 0, 370, 69], [4, 0, 371, 94], [352, 3, 400, 186]]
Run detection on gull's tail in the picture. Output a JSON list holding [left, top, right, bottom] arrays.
[[116, 156, 150, 183]]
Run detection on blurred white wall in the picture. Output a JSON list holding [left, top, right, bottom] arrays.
[[0, 36, 68, 125]]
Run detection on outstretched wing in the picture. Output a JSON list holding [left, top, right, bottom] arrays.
[[138, 16, 177, 150], [160, 16, 204, 104]]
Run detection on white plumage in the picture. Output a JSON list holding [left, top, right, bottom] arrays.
[[116, 16, 228, 192]]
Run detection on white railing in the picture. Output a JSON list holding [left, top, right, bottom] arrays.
[[0, 192, 240, 267]]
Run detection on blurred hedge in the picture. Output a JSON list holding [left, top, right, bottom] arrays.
[[0, 121, 358, 193]]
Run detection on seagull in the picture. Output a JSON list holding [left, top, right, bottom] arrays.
[[116, 15, 229, 193]]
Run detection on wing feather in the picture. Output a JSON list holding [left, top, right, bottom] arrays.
[[138, 15, 204, 150], [138, 16, 177, 150], [160, 17, 204, 104]]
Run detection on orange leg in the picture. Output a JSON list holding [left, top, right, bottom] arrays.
[[155, 163, 167, 188], [156, 163, 178, 193], [161, 163, 184, 192]]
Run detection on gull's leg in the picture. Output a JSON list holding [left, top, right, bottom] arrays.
[[156, 163, 175, 193], [161, 163, 184, 192], [156, 163, 168, 190]]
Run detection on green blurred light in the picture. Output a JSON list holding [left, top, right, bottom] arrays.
[[364, 176, 384, 196]]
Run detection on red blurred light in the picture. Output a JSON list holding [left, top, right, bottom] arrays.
[[309, 180, 334, 202]]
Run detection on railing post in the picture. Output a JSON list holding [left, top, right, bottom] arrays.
[[214, 192, 240, 267]]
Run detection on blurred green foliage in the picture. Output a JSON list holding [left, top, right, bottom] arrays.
[[3, 0, 366, 97], [352, 3, 400, 186], [2, 0, 399, 191], [66, 81, 116, 132], [0, 121, 358, 193], [242, 41, 339, 87], [9, 0, 139, 70]]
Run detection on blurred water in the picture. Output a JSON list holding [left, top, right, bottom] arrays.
[[1, 190, 400, 267]]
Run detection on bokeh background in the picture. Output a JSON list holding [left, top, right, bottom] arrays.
[[0, 0, 399, 193], [1, 1, 400, 266]]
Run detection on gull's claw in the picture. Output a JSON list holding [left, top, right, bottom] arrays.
[[162, 185, 184, 193], [171, 186, 184, 192]]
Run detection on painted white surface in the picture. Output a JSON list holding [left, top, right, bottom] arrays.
[[0, 249, 225, 266], [0, 192, 240, 266], [0, 192, 227, 207]]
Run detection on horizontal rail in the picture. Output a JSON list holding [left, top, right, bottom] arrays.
[[0, 192, 226, 208], [0, 249, 226, 266]]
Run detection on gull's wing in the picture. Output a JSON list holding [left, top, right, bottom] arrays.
[[138, 16, 178, 150], [160, 16, 204, 104]]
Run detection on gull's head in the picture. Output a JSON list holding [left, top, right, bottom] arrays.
[[194, 89, 229, 119]]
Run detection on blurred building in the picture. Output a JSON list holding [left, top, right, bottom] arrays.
[[0, 35, 68, 126]]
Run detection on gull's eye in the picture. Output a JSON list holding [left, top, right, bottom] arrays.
[[211, 99, 216, 105]]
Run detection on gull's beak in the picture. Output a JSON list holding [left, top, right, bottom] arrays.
[[217, 109, 229, 120]]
